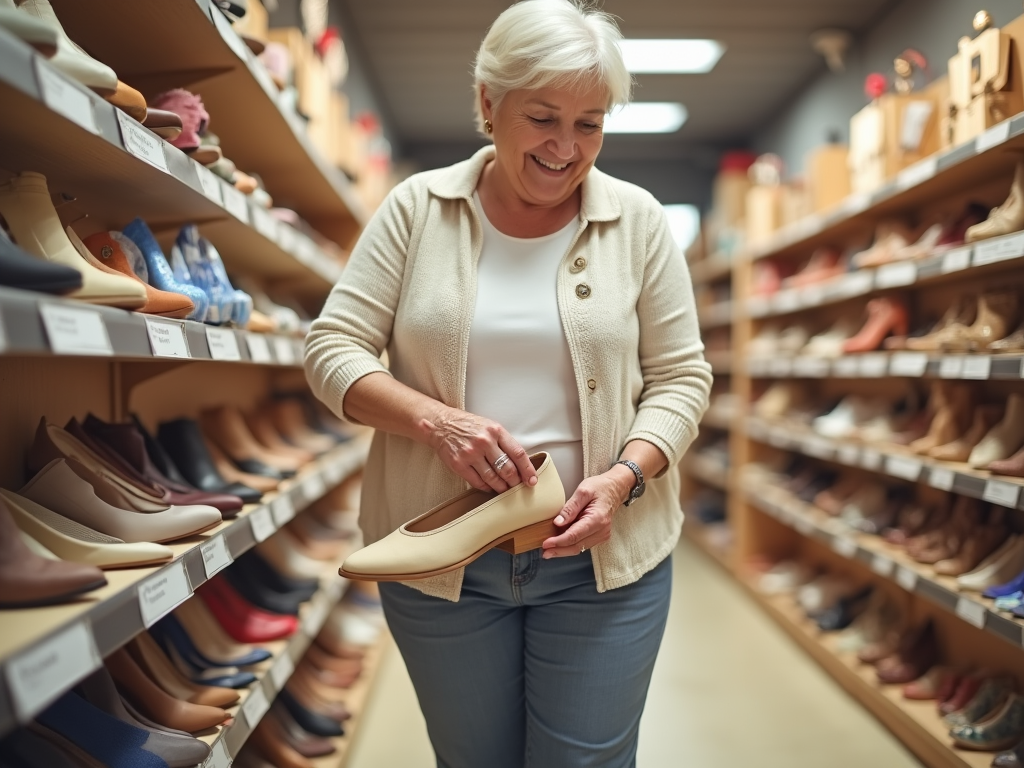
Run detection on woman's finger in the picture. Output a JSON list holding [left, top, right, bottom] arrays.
[[498, 431, 537, 487], [542, 531, 607, 559], [472, 457, 510, 494], [488, 446, 523, 487], [554, 486, 593, 527], [542, 514, 607, 551]]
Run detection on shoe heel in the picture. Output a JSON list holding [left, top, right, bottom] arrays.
[[495, 519, 559, 555]]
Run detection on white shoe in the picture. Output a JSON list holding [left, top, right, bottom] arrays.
[[19, 459, 222, 544], [0, 488, 174, 568], [0, 0, 58, 56], [16, 0, 117, 93], [339, 453, 565, 581], [957, 535, 1024, 592], [968, 393, 1024, 468], [814, 396, 884, 439], [802, 319, 858, 358]]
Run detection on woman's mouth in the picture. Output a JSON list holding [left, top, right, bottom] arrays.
[[532, 155, 571, 172]]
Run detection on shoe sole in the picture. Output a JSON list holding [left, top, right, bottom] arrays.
[[152, 519, 222, 544], [338, 518, 559, 582]]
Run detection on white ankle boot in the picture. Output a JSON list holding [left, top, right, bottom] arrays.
[[16, 0, 117, 93]]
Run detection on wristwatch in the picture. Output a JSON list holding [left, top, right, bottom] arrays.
[[614, 460, 645, 506]]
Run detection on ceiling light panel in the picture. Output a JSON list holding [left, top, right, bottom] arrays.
[[603, 102, 688, 134], [619, 39, 725, 74]]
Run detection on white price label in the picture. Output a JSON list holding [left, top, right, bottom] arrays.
[[241, 685, 271, 728], [195, 163, 224, 205], [271, 494, 296, 526], [941, 246, 972, 273], [800, 284, 825, 308], [5, 622, 100, 721], [962, 356, 991, 380], [896, 157, 937, 190], [249, 506, 275, 542], [836, 270, 875, 297], [252, 207, 278, 241], [955, 597, 987, 628], [772, 290, 801, 314], [875, 261, 916, 288], [837, 445, 861, 465], [858, 353, 889, 377], [889, 352, 928, 377], [896, 566, 918, 591], [939, 356, 965, 379], [246, 333, 273, 363], [983, 479, 1021, 508], [277, 224, 298, 254], [885, 455, 922, 481], [839, 192, 871, 215], [746, 296, 770, 317], [205, 327, 241, 361], [872, 554, 895, 576], [139, 560, 192, 627], [221, 183, 250, 224], [768, 428, 790, 448], [805, 436, 834, 459], [273, 336, 296, 365], [117, 111, 168, 173], [834, 356, 860, 378], [794, 357, 830, 377], [201, 536, 233, 578], [39, 304, 112, 356], [832, 536, 858, 558], [303, 473, 327, 501], [794, 516, 815, 537], [769, 358, 792, 376], [34, 59, 97, 134], [270, 652, 296, 691], [976, 120, 1011, 153], [747, 358, 768, 377], [145, 318, 190, 358], [212, 5, 250, 60], [203, 740, 231, 768], [929, 468, 955, 491], [861, 449, 883, 470], [0, 309, 6, 353], [974, 232, 1024, 265]]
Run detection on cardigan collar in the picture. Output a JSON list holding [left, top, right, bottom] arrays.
[[426, 145, 622, 223]]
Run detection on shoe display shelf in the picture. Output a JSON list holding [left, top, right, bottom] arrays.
[[46, 0, 367, 249], [696, 299, 733, 330], [704, 349, 733, 375], [689, 252, 733, 286], [0, 26, 346, 298], [746, 414, 1024, 516], [743, 476, 1024, 650], [685, 453, 728, 492], [748, 351, 1024, 382], [0, 435, 369, 738], [0, 285, 307, 365]]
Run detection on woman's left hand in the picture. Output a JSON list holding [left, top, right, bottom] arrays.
[[541, 465, 634, 558]]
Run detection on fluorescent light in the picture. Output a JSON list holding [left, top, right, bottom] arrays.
[[662, 204, 700, 251], [619, 39, 725, 74], [604, 102, 687, 134]]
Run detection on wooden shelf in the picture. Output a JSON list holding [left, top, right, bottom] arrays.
[[0, 28, 344, 297], [742, 112, 1024, 264], [686, 454, 729, 490], [0, 286, 307, 366], [682, 520, 734, 572], [747, 351, 1023, 382], [743, 476, 1024, 650], [0, 437, 369, 737], [700, 405, 737, 431], [689, 255, 733, 285], [705, 350, 733, 374], [698, 301, 734, 330], [746, 415, 1024, 514], [741, 581, 995, 768], [47, 0, 367, 248]]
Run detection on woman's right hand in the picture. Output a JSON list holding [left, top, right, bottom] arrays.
[[420, 407, 538, 493]]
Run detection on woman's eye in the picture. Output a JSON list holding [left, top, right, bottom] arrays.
[[579, 123, 601, 132], [529, 117, 553, 125]]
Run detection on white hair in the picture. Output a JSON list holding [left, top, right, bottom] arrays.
[[473, 0, 632, 136]]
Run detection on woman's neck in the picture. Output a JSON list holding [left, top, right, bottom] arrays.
[[475, 160, 581, 238]]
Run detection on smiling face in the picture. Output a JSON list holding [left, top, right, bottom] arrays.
[[482, 82, 607, 210]]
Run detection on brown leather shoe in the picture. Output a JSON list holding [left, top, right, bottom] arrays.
[[126, 633, 240, 709], [0, 497, 107, 607], [104, 80, 147, 122], [930, 405, 1002, 462], [83, 232, 194, 319], [876, 620, 938, 684], [940, 289, 1019, 352], [910, 382, 973, 455], [250, 713, 316, 768], [142, 108, 183, 141], [906, 295, 978, 351]]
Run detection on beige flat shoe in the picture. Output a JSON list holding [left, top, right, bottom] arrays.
[[340, 453, 565, 582]]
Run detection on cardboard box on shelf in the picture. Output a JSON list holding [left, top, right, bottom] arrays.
[[745, 185, 781, 247], [805, 144, 849, 212], [849, 90, 941, 195]]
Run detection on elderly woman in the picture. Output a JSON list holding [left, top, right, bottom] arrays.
[[304, 1, 711, 765]]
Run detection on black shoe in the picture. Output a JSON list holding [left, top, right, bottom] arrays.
[[221, 564, 306, 616], [156, 418, 264, 502], [993, 738, 1024, 767], [0, 228, 82, 294], [277, 689, 344, 738], [233, 548, 320, 599]]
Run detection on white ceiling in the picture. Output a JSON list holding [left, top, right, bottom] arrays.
[[339, 0, 896, 148]]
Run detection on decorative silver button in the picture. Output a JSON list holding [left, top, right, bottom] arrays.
[[570, 256, 587, 273], [575, 283, 591, 299]]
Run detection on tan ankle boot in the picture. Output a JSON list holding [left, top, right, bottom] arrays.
[[940, 289, 1019, 351], [966, 161, 1024, 242]]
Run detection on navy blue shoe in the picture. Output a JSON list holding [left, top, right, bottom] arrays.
[[151, 613, 272, 669], [983, 566, 1024, 599]]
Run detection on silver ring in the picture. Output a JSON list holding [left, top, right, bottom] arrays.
[[580, 545, 587, 554], [493, 453, 511, 472]]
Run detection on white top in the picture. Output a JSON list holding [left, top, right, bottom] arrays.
[[465, 193, 584, 495]]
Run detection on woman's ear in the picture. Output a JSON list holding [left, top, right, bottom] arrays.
[[480, 84, 493, 122]]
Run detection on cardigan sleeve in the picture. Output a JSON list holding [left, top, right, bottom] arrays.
[[303, 181, 415, 422], [623, 203, 713, 474]]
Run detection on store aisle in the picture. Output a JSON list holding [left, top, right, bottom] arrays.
[[348, 539, 924, 768]]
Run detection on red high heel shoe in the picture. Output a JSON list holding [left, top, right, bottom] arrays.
[[197, 575, 298, 643], [843, 297, 909, 353]]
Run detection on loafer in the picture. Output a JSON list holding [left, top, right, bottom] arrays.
[[150, 612, 271, 670], [950, 693, 1024, 751], [340, 452, 564, 581], [944, 677, 1015, 727], [153, 417, 262, 504]]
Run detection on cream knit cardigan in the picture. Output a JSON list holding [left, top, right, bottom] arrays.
[[305, 146, 712, 602]]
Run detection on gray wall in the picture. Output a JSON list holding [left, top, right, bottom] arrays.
[[755, 0, 1024, 176]]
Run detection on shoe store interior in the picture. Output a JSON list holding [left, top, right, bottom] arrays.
[[6, 0, 1024, 765]]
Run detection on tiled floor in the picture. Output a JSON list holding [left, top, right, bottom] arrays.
[[347, 538, 923, 768]]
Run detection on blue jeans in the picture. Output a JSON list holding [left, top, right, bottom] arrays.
[[379, 548, 673, 768]]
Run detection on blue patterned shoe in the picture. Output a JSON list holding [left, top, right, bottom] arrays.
[[995, 591, 1023, 612], [172, 225, 233, 325], [122, 218, 209, 322], [199, 235, 252, 326], [950, 693, 1024, 751], [944, 677, 1015, 727]]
